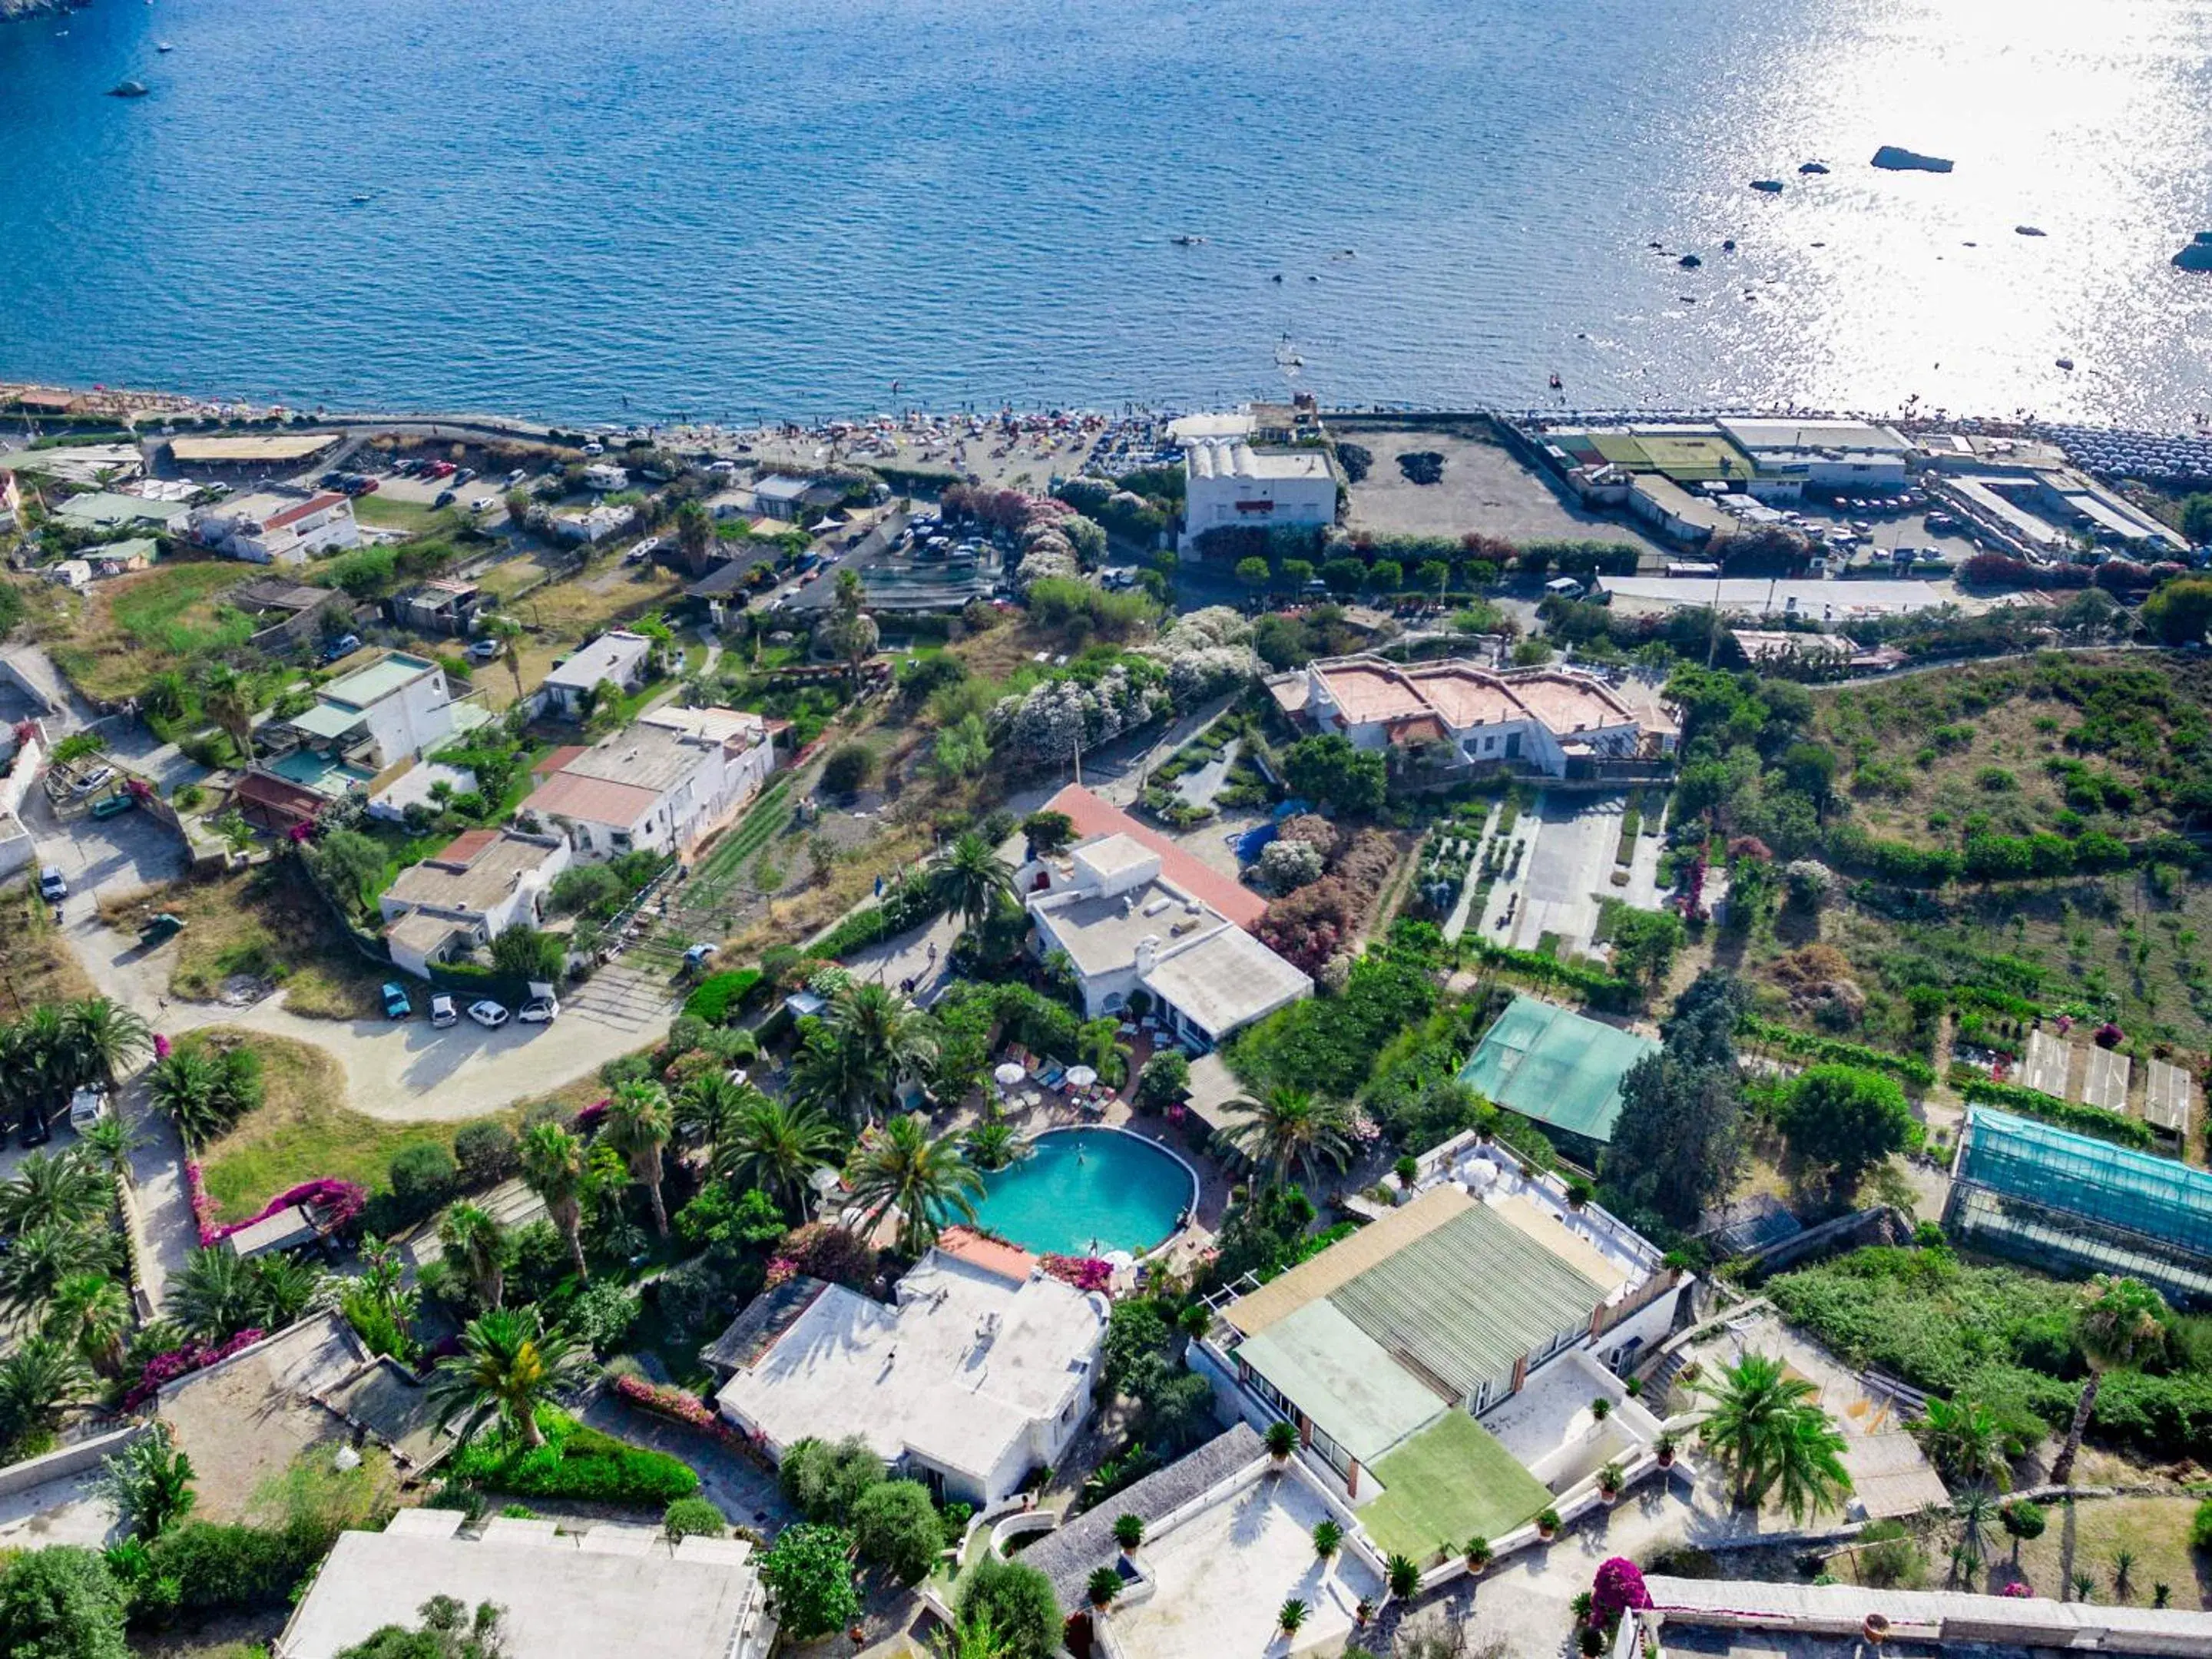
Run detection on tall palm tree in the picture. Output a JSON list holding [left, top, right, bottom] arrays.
[[929, 831, 1015, 932], [8, 1004, 74, 1114], [0, 1336, 94, 1442], [73, 1114, 144, 1182], [64, 997, 152, 1088], [199, 664, 258, 767], [1951, 1487, 1998, 1585], [0, 1222, 116, 1317], [602, 1081, 674, 1237], [430, 1309, 588, 1449], [1697, 1352, 1853, 1522], [823, 982, 938, 1122], [1224, 1087, 1354, 1191], [0, 1149, 111, 1233], [789, 1022, 877, 1126], [673, 1071, 750, 1145], [2050, 1275, 2168, 1485], [439, 1203, 508, 1311], [1915, 1396, 2008, 1491], [146, 1049, 229, 1145], [518, 1121, 590, 1282], [846, 1114, 982, 1257], [170, 1246, 264, 1343], [486, 615, 528, 706], [43, 1272, 131, 1376], [714, 1095, 841, 1221]]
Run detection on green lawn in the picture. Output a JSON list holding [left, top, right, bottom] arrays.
[[1359, 1412, 1551, 1564], [352, 494, 455, 534], [109, 560, 256, 654]]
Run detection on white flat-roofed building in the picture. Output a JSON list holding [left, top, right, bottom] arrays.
[[1717, 418, 1912, 455], [1025, 831, 1311, 1048], [287, 651, 469, 769], [553, 502, 630, 544], [188, 487, 360, 565], [521, 704, 772, 861], [275, 1508, 770, 1659], [56, 491, 190, 538], [538, 628, 654, 718], [1277, 654, 1675, 776], [1180, 439, 1337, 551], [1167, 410, 1258, 445], [377, 827, 573, 978], [707, 1238, 1108, 1507]]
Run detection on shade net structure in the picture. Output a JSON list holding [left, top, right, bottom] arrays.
[[1458, 995, 1657, 1146]]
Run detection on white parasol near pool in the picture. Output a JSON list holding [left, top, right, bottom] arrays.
[[1065, 1065, 1098, 1089], [993, 1061, 1026, 1087]]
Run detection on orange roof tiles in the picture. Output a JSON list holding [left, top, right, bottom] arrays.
[[433, 828, 499, 866], [1042, 786, 1267, 930], [936, 1227, 1035, 1285], [520, 770, 661, 828]]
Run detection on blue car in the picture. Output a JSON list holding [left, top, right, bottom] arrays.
[[380, 982, 412, 1019]]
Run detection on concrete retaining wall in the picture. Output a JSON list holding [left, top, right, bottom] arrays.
[[0, 1422, 146, 1498]]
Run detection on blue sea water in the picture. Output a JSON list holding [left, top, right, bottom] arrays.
[[4, 0, 2212, 426]]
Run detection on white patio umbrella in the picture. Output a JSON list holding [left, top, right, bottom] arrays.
[[993, 1061, 1026, 1087], [1065, 1065, 1099, 1090]]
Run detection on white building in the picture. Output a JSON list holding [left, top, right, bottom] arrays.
[[553, 503, 631, 544], [1179, 439, 1337, 552], [377, 827, 573, 978], [188, 488, 361, 565], [707, 1232, 1108, 1506], [538, 628, 654, 719], [520, 704, 774, 862], [287, 651, 472, 770], [1019, 792, 1311, 1051], [276, 1508, 771, 1659], [1273, 654, 1677, 777], [581, 462, 631, 493]]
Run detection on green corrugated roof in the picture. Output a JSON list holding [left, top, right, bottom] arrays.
[[1459, 995, 1658, 1145], [291, 701, 366, 740], [1960, 1108, 2212, 1257], [1234, 1300, 1446, 1465], [1326, 1202, 1607, 1403]]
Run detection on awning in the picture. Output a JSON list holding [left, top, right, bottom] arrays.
[[290, 703, 366, 740]]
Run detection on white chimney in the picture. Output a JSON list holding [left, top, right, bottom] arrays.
[[1135, 935, 1160, 976]]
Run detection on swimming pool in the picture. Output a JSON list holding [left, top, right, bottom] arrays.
[[968, 1128, 1196, 1260]]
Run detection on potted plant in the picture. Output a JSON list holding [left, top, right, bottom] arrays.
[[1394, 1154, 1420, 1194], [1565, 1174, 1594, 1210], [1265, 1419, 1299, 1467], [1113, 1513, 1144, 1556], [1597, 1462, 1624, 1504], [1571, 1592, 1595, 1623], [1579, 1627, 1606, 1656], [1313, 1519, 1343, 1561], [1590, 1396, 1612, 1422], [1537, 1508, 1562, 1541], [1863, 1612, 1891, 1644], [1279, 1598, 1310, 1641], [1088, 1568, 1121, 1614], [1387, 1553, 1421, 1601], [1654, 1431, 1677, 1470], [1353, 1598, 1374, 1628], [1464, 1535, 1493, 1575]]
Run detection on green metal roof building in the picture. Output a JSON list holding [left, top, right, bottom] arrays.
[[1944, 1108, 2212, 1306], [1458, 995, 1658, 1147]]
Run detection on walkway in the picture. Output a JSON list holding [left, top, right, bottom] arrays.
[[579, 1391, 793, 1536]]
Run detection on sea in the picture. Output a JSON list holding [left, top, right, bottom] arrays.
[[4, 0, 2212, 429]]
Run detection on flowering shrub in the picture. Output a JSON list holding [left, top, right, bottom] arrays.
[[1041, 1254, 1113, 1293], [990, 669, 1169, 771], [610, 1373, 751, 1455], [1591, 1557, 1652, 1625], [184, 1161, 221, 1245], [2002, 1581, 2032, 1598], [124, 1328, 265, 1410]]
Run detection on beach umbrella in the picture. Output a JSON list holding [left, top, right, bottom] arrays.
[[1065, 1065, 1098, 1090], [994, 1062, 1026, 1087]]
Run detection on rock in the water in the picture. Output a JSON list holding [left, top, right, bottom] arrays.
[[2174, 232, 2212, 273], [107, 80, 149, 98], [1750, 179, 1784, 194], [1721, 238, 1737, 253], [1678, 253, 1702, 269], [1798, 161, 1830, 175], [2015, 225, 2046, 237], [1872, 145, 1953, 174]]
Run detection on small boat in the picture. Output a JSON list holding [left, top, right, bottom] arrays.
[[1750, 179, 1784, 194], [1799, 161, 1830, 175], [1721, 238, 1736, 252], [1677, 253, 1702, 269], [1548, 373, 1562, 390], [157, 41, 174, 51], [1269, 273, 1283, 283], [349, 194, 372, 205], [108, 79, 150, 98], [2015, 224, 2046, 237], [2055, 358, 2075, 371], [1170, 233, 1205, 247]]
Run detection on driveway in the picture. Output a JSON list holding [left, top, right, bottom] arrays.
[[23, 787, 190, 923], [1481, 792, 1628, 957], [580, 1391, 793, 1537]]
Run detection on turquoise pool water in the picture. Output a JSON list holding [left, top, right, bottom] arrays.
[[969, 1130, 1194, 1260]]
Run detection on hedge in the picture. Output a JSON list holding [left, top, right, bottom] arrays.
[[1737, 1017, 1936, 1089], [147, 1518, 331, 1611], [813, 877, 944, 962], [1824, 824, 1962, 887], [1946, 1066, 2159, 1150], [448, 1412, 700, 1505], [1466, 942, 1639, 1012], [684, 968, 763, 1024]]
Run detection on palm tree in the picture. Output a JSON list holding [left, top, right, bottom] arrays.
[[199, 664, 257, 767], [929, 832, 1014, 932], [603, 1081, 674, 1237], [0, 1336, 94, 1441], [789, 1022, 877, 1126], [146, 1049, 229, 1144], [714, 1095, 841, 1221], [1916, 1396, 2008, 1491], [931, 1608, 1015, 1659], [825, 982, 938, 1122], [170, 1246, 265, 1343], [962, 1120, 1029, 1174], [64, 997, 152, 1087], [0, 1149, 111, 1233], [430, 1309, 587, 1449], [73, 1113, 143, 1181], [485, 615, 528, 706], [518, 1121, 590, 1282], [2051, 1275, 2168, 1485], [672, 1071, 749, 1144], [1951, 1488, 1998, 1585], [42, 1272, 131, 1376], [1224, 1087, 1354, 1191], [1696, 1352, 1853, 1522], [7, 1004, 75, 1112], [439, 1203, 508, 1310], [0, 1221, 116, 1316], [248, 1253, 330, 1330], [846, 1114, 982, 1257]]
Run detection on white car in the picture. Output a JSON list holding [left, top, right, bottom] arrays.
[[429, 993, 459, 1028], [466, 636, 502, 661], [519, 995, 559, 1024], [471, 496, 497, 514], [466, 999, 510, 1030], [70, 766, 116, 796]]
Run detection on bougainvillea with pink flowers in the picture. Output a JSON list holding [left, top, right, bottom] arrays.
[[612, 1374, 771, 1468], [1041, 1254, 1114, 1293], [1591, 1557, 1652, 1626], [124, 1328, 265, 1410], [190, 1176, 366, 1248]]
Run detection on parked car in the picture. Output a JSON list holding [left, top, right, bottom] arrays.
[[71, 767, 115, 796], [470, 496, 496, 514], [467, 999, 510, 1030], [38, 865, 67, 903], [320, 634, 362, 664], [138, 912, 185, 946], [381, 982, 412, 1019], [17, 1107, 51, 1148], [581, 441, 604, 456], [429, 993, 459, 1028], [466, 636, 503, 661], [68, 1086, 110, 1131], [683, 942, 719, 969], [505, 468, 526, 485], [434, 490, 457, 508], [455, 468, 477, 485], [90, 791, 134, 820], [518, 995, 558, 1024]]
